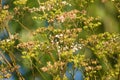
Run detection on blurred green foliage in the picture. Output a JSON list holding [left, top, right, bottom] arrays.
[[0, 0, 120, 80]]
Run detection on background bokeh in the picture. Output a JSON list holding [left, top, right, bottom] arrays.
[[0, 0, 120, 80]]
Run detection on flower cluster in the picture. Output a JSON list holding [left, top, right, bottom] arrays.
[[0, 65, 20, 79], [55, 10, 79, 23], [80, 32, 120, 79], [83, 59, 102, 79], [17, 41, 40, 59], [0, 8, 13, 32], [33, 27, 83, 53], [83, 16, 101, 30], [17, 41, 36, 50], [29, 1, 71, 13], [0, 39, 15, 51], [0, 10, 9, 24], [83, 32, 120, 56], [112, 0, 120, 17], [41, 61, 65, 74], [14, 0, 27, 5]]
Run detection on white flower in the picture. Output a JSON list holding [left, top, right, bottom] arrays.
[[40, 6, 45, 11], [55, 35, 59, 38], [61, 1, 67, 5], [59, 15, 65, 23], [60, 34, 63, 37]]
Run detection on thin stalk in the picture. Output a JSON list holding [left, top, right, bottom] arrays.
[[0, 51, 12, 67], [4, 24, 12, 39], [13, 19, 32, 33], [37, 0, 40, 6], [29, 59, 35, 80], [48, 52, 55, 62], [32, 63, 48, 80]]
